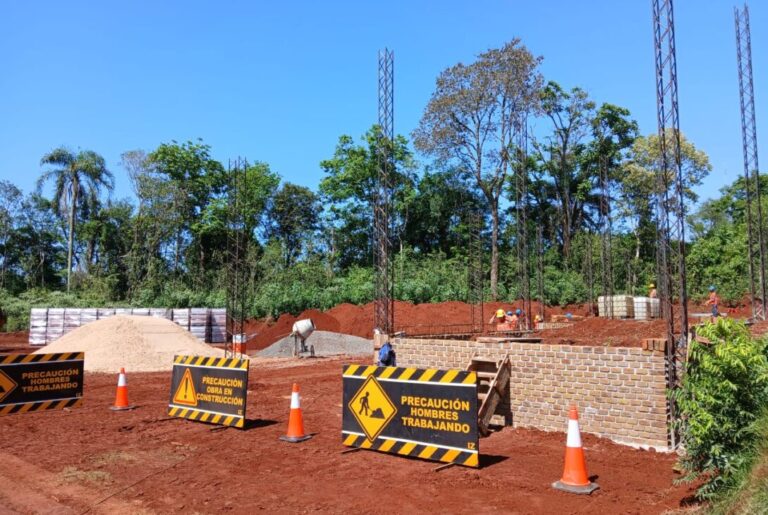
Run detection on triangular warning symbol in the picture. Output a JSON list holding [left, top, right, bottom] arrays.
[[0, 369, 18, 404], [173, 369, 198, 407]]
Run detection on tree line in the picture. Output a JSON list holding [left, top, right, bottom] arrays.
[[0, 39, 754, 327]]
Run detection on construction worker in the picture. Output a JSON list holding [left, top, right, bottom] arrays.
[[649, 283, 657, 299], [533, 313, 542, 329], [506, 311, 519, 330], [705, 285, 720, 321], [378, 340, 396, 366], [489, 308, 506, 325], [515, 308, 526, 330]]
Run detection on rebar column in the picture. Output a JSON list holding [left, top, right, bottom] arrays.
[[536, 226, 545, 323], [225, 158, 250, 358], [599, 155, 614, 318], [467, 211, 484, 333], [516, 116, 531, 329], [374, 48, 395, 335], [735, 3, 767, 321], [653, 0, 689, 448]]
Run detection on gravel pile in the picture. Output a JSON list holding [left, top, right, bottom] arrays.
[[34, 315, 224, 373], [257, 330, 372, 358]]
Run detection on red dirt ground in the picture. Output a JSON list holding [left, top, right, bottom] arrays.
[[0, 356, 699, 514], [244, 299, 759, 349], [0, 330, 33, 354]]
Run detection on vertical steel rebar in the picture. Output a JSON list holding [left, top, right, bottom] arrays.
[[374, 49, 395, 335], [652, 0, 689, 449], [516, 116, 531, 329], [225, 158, 250, 358], [536, 226, 545, 323], [736, 3, 767, 321], [599, 154, 614, 318], [467, 211, 485, 333]]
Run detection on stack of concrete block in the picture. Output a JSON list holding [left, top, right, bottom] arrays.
[[598, 295, 635, 318], [46, 308, 65, 341], [209, 308, 227, 343], [633, 297, 651, 320], [189, 308, 208, 341], [150, 308, 171, 319], [649, 298, 660, 318], [29, 308, 48, 346], [172, 308, 190, 330], [81, 308, 98, 325], [29, 306, 227, 345], [97, 308, 115, 319], [63, 308, 82, 336]]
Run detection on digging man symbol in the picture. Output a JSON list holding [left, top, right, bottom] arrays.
[[359, 391, 370, 416]]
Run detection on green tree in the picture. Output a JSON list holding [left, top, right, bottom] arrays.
[[533, 82, 596, 259], [0, 181, 23, 290], [267, 183, 320, 267], [37, 147, 114, 291], [320, 127, 416, 270], [414, 39, 543, 299], [618, 132, 711, 279], [403, 169, 483, 256], [147, 140, 226, 274]]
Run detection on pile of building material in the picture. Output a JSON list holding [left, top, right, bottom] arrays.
[[598, 295, 661, 320], [258, 331, 372, 358], [34, 315, 224, 373]]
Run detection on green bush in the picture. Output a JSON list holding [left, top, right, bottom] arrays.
[[673, 318, 768, 499]]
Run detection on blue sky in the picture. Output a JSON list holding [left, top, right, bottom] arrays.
[[0, 0, 765, 207]]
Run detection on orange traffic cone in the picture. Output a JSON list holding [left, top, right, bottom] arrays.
[[110, 368, 135, 411], [279, 383, 312, 443], [552, 406, 598, 494]]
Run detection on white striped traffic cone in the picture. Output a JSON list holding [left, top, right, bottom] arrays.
[[279, 383, 312, 443], [110, 368, 135, 411], [552, 406, 598, 494]]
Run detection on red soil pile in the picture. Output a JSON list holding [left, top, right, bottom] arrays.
[[326, 303, 374, 339], [248, 308, 341, 351]]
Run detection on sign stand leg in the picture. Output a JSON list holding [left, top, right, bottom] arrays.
[[434, 463, 456, 472], [341, 448, 362, 455]]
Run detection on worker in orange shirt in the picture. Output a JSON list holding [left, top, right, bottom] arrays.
[[506, 310, 519, 330], [705, 285, 720, 322], [489, 308, 506, 325]]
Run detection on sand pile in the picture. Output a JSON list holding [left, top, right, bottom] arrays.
[[34, 315, 224, 373]]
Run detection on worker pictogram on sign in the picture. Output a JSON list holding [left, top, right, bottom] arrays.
[[0, 369, 17, 404], [348, 375, 396, 441], [172, 368, 198, 407]]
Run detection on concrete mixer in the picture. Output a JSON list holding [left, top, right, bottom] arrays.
[[291, 319, 315, 356]]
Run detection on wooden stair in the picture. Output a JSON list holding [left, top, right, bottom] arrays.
[[467, 353, 510, 436]]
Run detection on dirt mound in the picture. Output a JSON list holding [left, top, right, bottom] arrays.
[[34, 315, 224, 373], [245, 299, 761, 350], [327, 303, 373, 338]]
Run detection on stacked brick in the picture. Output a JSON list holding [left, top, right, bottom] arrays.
[[393, 338, 671, 450]]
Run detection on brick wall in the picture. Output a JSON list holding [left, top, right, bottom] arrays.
[[393, 338, 671, 451]]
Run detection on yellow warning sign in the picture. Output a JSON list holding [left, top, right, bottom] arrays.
[[0, 369, 17, 404], [172, 368, 198, 407], [348, 375, 397, 441]]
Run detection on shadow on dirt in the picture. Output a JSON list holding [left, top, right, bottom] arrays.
[[479, 453, 509, 469], [242, 418, 279, 430]]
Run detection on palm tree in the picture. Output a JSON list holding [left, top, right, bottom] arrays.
[[37, 147, 114, 291]]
